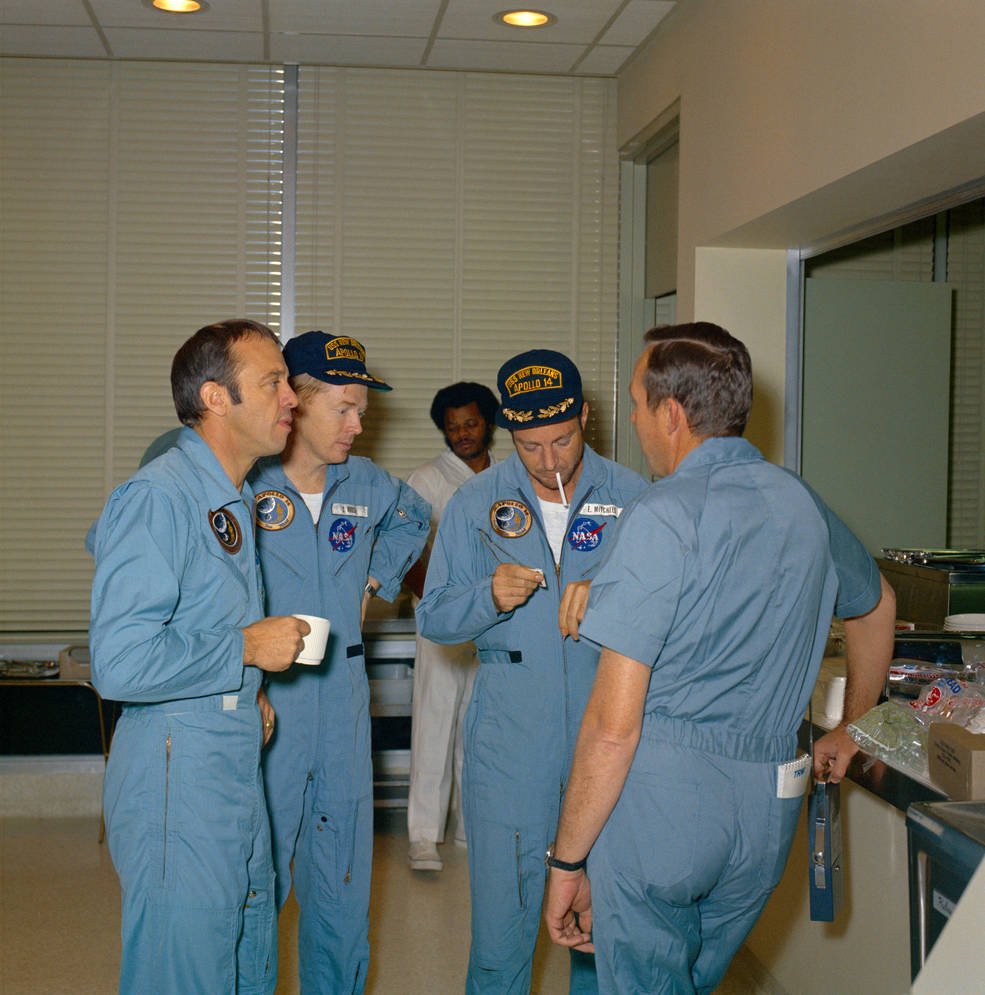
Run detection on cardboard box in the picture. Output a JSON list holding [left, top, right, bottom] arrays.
[[929, 723, 985, 800]]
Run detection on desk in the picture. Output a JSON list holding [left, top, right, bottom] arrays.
[[0, 647, 110, 761], [363, 617, 416, 807], [0, 645, 111, 840]]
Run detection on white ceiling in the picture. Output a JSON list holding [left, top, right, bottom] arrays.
[[0, 0, 676, 76]]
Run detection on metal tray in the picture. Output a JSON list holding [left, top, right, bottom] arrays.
[[882, 548, 985, 568], [0, 659, 59, 679]]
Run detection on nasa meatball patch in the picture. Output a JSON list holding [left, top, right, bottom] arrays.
[[567, 516, 605, 551], [329, 516, 357, 551]]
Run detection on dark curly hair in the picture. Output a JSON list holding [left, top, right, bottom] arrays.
[[429, 381, 499, 447]]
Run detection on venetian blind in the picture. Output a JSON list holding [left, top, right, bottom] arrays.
[[295, 68, 619, 477], [0, 60, 284, 638], [947, 201, 985, 547]]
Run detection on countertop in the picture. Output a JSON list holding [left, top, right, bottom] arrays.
[[802, 656, 946, 812]]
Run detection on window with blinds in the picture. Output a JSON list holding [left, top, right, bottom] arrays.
[[0, 60, 618, 640], [294, 68, 620, 476], [0, 60, 284, 639]]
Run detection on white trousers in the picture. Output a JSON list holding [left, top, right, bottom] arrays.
[[407, 632, 478, 844]]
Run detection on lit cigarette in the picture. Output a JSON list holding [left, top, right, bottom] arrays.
[[555, 472, 568, 509]]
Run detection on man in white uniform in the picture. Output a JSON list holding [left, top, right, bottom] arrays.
[[405, 381, 499, 871]]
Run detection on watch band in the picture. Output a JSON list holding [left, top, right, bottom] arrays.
[[545, 842, 587, 872]]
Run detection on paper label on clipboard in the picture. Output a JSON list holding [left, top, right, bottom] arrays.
[[776, 753, 811, 798]]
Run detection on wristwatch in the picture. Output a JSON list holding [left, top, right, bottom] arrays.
[[364, 581, 377, 598], [545, 841, 587, 872]]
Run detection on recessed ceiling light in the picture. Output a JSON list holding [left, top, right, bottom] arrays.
[[149, 0, 209, 13], [495, 10, 557, 29]]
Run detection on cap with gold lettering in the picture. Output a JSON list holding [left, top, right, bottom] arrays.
[[283, 331, 392, 391], [495, 349, 582, 429]]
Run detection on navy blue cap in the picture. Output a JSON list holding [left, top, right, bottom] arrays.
[[283, 331, 392, 391], [495, 349, 583, 429]]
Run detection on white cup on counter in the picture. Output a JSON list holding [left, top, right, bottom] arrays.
[[292, 614, 330, 665], [824, 674, 846, 722]]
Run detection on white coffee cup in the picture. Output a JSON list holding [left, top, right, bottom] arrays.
[[825, 675, 846, 722], [292, 614, 330, 665]]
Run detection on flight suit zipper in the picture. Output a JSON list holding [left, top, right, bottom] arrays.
[[163, 732, 171, 882], [515, 830, 523, 906], [313, 478, 342, 540], [344, 805, 358, 885]]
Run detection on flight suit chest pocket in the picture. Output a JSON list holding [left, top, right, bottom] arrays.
[[191, 531, 251, 607]]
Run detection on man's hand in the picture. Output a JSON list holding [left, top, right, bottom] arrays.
[[813, 724, 858, 783], [242, 615, 309, 672], [813, 574, 895, 783], [257, 687, 276, 746], [559, 580, 591, 640], [544, 867, 594, 952], [491, 563, 544, 613]]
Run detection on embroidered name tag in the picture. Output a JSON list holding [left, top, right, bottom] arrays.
[[332, 503, 368, 518], [579, 503, 621, 518]]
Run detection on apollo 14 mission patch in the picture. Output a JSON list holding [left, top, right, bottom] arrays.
[[209, 508, 242, 554], [490, 499, 532, 538], [255, 490, 295, 531]]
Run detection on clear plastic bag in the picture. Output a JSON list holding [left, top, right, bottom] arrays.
[[889, 661, 961, 686], [846, 700, 930, 781], [909, 676, 985, 728]]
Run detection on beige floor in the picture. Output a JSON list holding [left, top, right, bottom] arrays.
[[1, 810, 780, 994]]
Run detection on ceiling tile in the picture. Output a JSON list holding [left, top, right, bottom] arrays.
[[268, 0, 438, 37], [89, 0, 263, 31], [426, 38, 585, 74], [599, 0, 673, 46], [0, 0, 677, 75], [0, 25, 107, 58], [575, 44, 635, 75], [103, 27, 264, 61], [271, 33, 428, 67], [438, 0, 621, 45], [0, 1, 91, 26]]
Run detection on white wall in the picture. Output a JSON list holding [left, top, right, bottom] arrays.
[[619, 0, 985, 426], [693, 248, 787, 463]]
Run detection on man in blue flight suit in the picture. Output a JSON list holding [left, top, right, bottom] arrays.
[[544, 323, 895, 994], [417, 349, 647, 994], [89, 319, 310, 994], [252, 331, 430, 994]]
